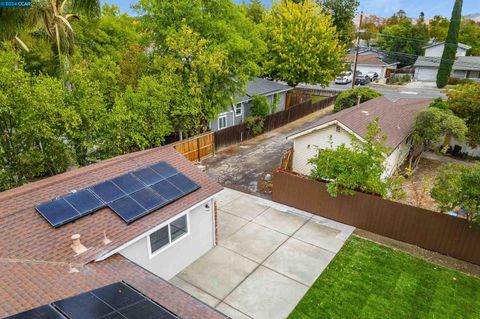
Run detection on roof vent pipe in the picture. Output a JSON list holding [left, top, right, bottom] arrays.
[[71, 234, 88, 255]]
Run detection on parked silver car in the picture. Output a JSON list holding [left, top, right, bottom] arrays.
[[335, 71, 353, 84]]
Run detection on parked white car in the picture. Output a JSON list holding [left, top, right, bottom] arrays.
[[335, 71, 353, 84]]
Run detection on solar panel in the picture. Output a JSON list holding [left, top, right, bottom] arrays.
[[119, 299, 176, 319], [91, 282, 143, 310], [150, 162, 178, 178], [111, 173, 145, 194], [132, 167, 164, 186], [53, 292, 114, 319], [109, 196, 148, 223], [7, 305, 64, 319], [151, 180, 184, 201], [167, 173, 200, 194], [90, 181, 125, 203], [64, 189, 105, 216], [35, 198, 80, 228], [130, 188, 167, 211]]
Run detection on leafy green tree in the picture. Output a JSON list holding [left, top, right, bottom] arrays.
[[429, 15, 450, 41], [360, 16, 382, 46], [459, 20, 480, 56], [447, 83, 480, 147], [432, 163, 480, 224], [241, 0, 266, 24], [385, 9, 409, 26], [437, 0, 463, 88], [250, 95, 271, 117], [263, 0, 345, 87], [320, 0, 359, 45], [308, 119, 401, 198], [334, 87, 382, 112]]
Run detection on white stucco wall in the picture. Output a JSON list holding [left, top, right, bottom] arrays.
[[384, 140, 411, 177], [119, 198, 215, 280], [425, 44, 467, 57], [433, 136, 480, 158]]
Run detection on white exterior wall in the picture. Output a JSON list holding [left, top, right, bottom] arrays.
[[356, 65, 386, 78], [433, 136, 480, 158], [384, 140, 411, 177], [119, 198, 215, 280], [414, 67, 438, 81], [425, 44, 467, 57], [291, 124, 354, 175]]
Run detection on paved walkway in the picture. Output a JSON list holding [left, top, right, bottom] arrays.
[[170, 188, 354, 319]]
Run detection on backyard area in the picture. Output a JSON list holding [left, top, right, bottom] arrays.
[[289, 236, 480, 319]]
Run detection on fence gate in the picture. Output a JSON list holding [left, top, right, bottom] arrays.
[[171, 132, 214, 162]]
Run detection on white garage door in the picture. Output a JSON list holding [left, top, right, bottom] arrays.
[[416, 67, 438, 81]]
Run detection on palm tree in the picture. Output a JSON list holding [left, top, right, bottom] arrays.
[[1, 0, 100, 72]]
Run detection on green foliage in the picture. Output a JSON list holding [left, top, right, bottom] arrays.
[[412, 107, 467, 144], [334, 87, 382, 112], [250, 94, 271, 117], [431, 163, 480, 224], [428, 16, 480, 56], [429, 97, 449, 110], [447, 77, 461, 85], [289, 236, 480, 319], [244, 116, 264, 135], [429, 15, 450, 41], [437, 0, 463, 88], [360, 16, 382, 46], [321, 0, 359, 45], [263, 0, 345, 87], [241, 0, 266, 24], [308, 119, 399, 198], [386, 74, 411, 85], [447, 82, 480, 147]]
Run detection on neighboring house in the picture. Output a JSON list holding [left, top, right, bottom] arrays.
[[287, 97, 431, 178], [346, 50, 399, 79], [0, 146, 226, 318], [210, 77, 293, 131], [414, 42, 480, 81]]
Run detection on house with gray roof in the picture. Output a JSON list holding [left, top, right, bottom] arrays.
[[414, 42, 480, 81], [210, 77, 293, 131]]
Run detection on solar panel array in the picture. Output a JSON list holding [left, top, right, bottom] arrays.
[[35, 161, 200, 228], [7, 282, 179, 319]]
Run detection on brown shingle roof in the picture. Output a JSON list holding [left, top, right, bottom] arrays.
[[289, 97, 432, 152], [0, 146, 225, 318], [346, 53, 397, 66], [0, 255, 226, 318]]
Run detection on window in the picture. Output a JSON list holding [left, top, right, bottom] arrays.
[[234, 103, 243, 117], [149, 214, 189, 256], [218, 115, 227, 130]]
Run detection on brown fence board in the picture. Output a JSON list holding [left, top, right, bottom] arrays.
[[272, 169, 480, 265], [214, 96, 336, 150], [171, 132, 214, 162]]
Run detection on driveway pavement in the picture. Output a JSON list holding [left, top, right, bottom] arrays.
[[170, 188, 355, 319]]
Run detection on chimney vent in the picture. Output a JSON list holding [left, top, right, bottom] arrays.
[[71, 234, 88, 255]]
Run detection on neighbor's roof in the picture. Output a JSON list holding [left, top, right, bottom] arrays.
[[288, 96, 431, 152], [235, 77, 293, 102], [346, 53, 399, 66], [422, 41, 471, 50], [414, 56, 480, 71], [0, 146, 224, 318]]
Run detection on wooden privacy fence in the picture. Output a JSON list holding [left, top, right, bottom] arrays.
[[272, 169, 480, 266], [285, 91, 311, 109], [171, 132, 214, 162], [214, 95, 336, 150]]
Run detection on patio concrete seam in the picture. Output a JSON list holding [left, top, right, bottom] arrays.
[[250, 212, 312, 237], [218, 301, 255, 319]]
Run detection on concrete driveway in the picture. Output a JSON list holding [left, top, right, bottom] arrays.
[[170, 188, 354, 319]]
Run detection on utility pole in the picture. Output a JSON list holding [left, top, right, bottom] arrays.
[[351, 11, 363, 89]]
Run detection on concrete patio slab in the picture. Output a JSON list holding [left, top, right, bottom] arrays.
[[177, 246, 257, 299], [224, 266, 309, 319], [169, 276, 220, 307], [221, 196, 269, 220], [293, 219, 346, 253], [264, 237, 335, 286], [220, 223, 288, 263], [215, 303, 252, 319], [216, 188, 244, 208], [217, 210, 249, 242], [253, 207, 308, 236]]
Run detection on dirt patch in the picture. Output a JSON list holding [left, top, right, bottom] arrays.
[[355, 229, 480, 279]]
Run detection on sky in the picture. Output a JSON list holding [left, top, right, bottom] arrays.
[[101, 0, 479, 18]]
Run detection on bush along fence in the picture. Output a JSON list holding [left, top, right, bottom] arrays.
[[272, 169, 480, 266], [214, 95, 336, 150]]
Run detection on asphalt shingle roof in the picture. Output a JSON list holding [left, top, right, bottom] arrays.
[[414, 56, 480, 71], [234, 77, 292, 102]]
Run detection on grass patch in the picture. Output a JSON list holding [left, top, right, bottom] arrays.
[[289, 236, 480, 319], [311, 95, 328, 103]]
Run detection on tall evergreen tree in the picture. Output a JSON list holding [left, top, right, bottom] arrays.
[[436, 0, 463, 88]]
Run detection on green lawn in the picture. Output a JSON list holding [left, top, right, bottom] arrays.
[[289, 236, 480, 319]]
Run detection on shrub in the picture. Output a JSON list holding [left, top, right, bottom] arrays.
[[459, 78, 475, 85], [448, 77, 461, 85], [334, 87, 382, 112], [250, 94, 271, 117], [244, 116, 264, 135], [387, 74, 411, 84]]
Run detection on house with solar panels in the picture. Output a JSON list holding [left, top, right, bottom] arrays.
[[0, 146, 226, 319]]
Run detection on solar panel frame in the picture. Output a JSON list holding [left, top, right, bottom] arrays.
[[90, 181, 126, 204], [130, 188, 167, 211], [35, 198, 81, 228], [53, 292, 114, 319], [131, 167, 164, 186], [64, 189, 105, 216], [150, 179, 184, 202], [149, 161, 178, 179], [109, 196, 148, 224], [110, 173, 145, 195], [6, 305, 65, 319], [166, 173, 200, 195]]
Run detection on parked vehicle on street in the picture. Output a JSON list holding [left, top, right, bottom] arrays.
[[366, 72, 379, 81], [355, 74, 371, 85], [335, 71, 353, 84]]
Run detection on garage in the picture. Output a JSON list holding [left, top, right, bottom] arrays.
[[415, 67, 438, 82]]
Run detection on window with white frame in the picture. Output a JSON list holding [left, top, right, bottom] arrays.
[[234, 103, 243, 117], [218, 114, 227, 130], [149, 214, 188, 255]]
